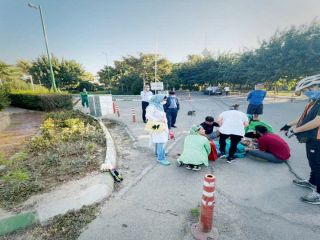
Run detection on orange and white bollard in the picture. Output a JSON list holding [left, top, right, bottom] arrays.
[[191, 174, 218, 240], [115, 104, 120, 117], [188, 93, 191, 100], [112, 101, 116, 114], [131, 108, 136, 123]]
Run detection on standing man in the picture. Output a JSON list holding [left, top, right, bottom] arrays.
[[224, 86, 230, 96], [164, 91, 180, 129], [80, 88, 89, 108], [217, 104, 249, 163], [247, 83, 267, 119], [281, 75, 320, 204], [140, 84, 153, 123]]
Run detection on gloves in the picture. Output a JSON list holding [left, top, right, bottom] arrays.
[[280, 124, 291, 131], [285, 129, 295, 138]]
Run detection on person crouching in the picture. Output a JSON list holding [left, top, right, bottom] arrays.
[[177, 125, 211, 171]]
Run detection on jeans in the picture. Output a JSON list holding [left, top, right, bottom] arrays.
[[219, 133, 242, 158], [247, 150, 284, 163], [155, 143, 166, 161], [166, 108, 178, 128], [306, 140, 320, 194], [142, 101, 149, 122]]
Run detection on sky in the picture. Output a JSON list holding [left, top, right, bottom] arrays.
[[1, 0, 320, 74]]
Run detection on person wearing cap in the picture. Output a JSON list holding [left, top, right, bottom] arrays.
[[164, 90, 180, 129], [141, 85, 153, 123], [280, 74, 320, 205], [216, 104, 249, 163], [247, 83, 267, 119], [177, 125, 211, 171]]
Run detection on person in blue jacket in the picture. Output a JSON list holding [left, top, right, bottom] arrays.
[[247, 83, 267, 119]]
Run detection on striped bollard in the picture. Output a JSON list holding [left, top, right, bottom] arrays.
[[115, 104, 120, 117], [191, 174, 218, 240], [132, 108, 136, 123]]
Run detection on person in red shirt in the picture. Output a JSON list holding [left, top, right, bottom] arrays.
[[246, 125, 290, 163]]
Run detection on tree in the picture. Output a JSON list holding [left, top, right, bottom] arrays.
[[29, 55, 89, 90]]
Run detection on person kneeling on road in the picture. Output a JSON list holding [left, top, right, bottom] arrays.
[[177, 125, 211, 171], [247, 125, 290, 163], [200, 116, 220, 140], [280, 74, 320, 205], [245, 115, 273, 139]]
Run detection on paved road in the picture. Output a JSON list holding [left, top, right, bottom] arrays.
[[79, 94, 320, 240]]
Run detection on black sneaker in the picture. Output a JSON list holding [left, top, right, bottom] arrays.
[[171, 125, 177, 128], [186, 165, 193, 170], [226, 157, 237, 164]]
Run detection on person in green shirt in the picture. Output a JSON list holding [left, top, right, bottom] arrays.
[[245, 115, 273, 138], [80, 88, 89, 108], [177, 125, 211, 171]]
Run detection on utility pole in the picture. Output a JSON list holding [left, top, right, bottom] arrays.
[[28, 3, 57, 92], [102, 52, 111, 88]]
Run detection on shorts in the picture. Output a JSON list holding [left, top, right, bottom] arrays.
[[247, 104, 263, 115]]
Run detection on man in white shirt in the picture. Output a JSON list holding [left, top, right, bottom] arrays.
[[140, 85, 153, 123], [217, 104, 249, 163], [224, 86, 230, 96]]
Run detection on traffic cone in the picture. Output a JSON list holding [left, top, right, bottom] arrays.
[[132, 108, 136, 123], [191, 174, 218, 240]]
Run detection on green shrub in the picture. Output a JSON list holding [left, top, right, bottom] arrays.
[[9, 93, 73, 111], [0, 87, 11, 110]]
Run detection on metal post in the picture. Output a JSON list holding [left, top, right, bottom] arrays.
[[29, 3, 57, 92], [30, 75, 34, 91], [38, 6, 57, 92]]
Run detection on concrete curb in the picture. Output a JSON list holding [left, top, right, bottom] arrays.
[[97, 119, 117, 168], [0, 112, 116, 236]]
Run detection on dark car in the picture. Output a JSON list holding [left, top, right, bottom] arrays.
[[204, 86, 223, 95]]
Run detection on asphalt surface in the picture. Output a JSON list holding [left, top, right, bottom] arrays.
[[79, 94, 320, 240]]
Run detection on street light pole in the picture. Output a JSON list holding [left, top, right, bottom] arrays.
[[28, 3, 57, 92]]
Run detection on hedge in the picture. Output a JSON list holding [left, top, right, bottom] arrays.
[[10, 93, 73, 111], [0, 88, 11, 111]]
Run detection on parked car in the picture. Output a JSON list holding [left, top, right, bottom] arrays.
[[204, 86, 223, 95]]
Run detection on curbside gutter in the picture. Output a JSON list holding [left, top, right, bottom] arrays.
[[0, 112, 117, 236]]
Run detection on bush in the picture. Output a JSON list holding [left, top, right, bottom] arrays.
[[0, 87, 11, 110], [10, 93, 73, 111]]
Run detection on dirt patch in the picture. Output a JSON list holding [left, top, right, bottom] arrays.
[[0, 112, 44, 157]]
